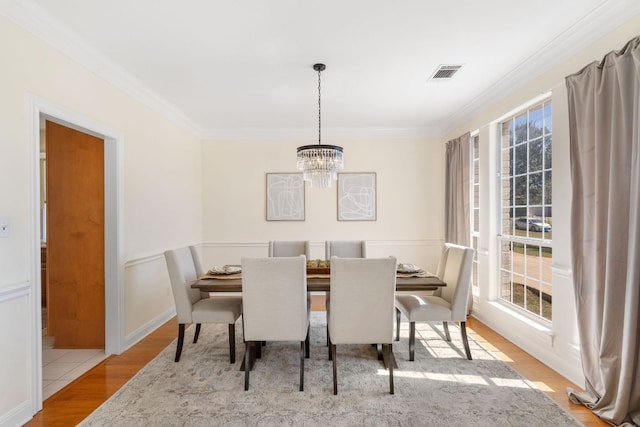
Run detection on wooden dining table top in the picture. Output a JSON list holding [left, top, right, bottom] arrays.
[[191, 273, 446, 293]]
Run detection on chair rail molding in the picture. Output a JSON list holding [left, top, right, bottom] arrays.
[[0, 282, 30, 303], [124, 252, 166, 269]]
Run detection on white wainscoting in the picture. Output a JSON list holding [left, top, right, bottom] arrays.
[[120, 238, 443, 353], [124, 306, 176, 351], [123, 252, 175, 348], [0, 283, 35, 427]]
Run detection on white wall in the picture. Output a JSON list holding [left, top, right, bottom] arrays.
[[444, 16, 640, 385], [0, 14, 202, 426], [200, 137, 445, 268]]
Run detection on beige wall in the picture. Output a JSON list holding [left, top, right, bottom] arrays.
[[201, 137, 445, 267], [0, 14, 202, 425]]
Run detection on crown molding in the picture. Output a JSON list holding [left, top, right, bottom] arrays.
[[202, 126, 440, 141], [5, 1, 634, 143], [0, 1, 205, 138], [441, 0, 640, 135], [1, 1, 437, 143]]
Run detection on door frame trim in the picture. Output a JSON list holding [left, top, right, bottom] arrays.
[[28, 95, 125, 411]]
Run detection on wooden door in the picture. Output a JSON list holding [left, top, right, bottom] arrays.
[[46, 121, 105, 349]]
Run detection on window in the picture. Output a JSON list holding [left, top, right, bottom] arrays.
[[471, 134, 480, 292], [498, 101, 552, 321]]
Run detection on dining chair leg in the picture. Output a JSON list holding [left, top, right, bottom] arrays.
[[395, 308, 401, 341], [299, 341, 305, 391], [326, 324, 329, 347], [325, 292, 330, 346], [460, 321, 472, 360], [256, 341, 262, 359], [331, 344, 338, 395], [241, 314, 245, 343], [244, 342, 251, 391], [377, 344, 383, 361], [386, 344, 394, 395], [443, 321, 451, 341], [305, 325, 310, 358], [228, 324, 236, 364], [409, 322, 415, 361], [328, 333, 332, 360], [193, 324, 202, 344], [175, 324, 185, 362]]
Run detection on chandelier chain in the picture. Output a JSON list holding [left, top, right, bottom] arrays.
[[317, 68, 322, 144]]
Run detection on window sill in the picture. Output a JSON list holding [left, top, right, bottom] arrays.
[[485, 300, 553, 343]]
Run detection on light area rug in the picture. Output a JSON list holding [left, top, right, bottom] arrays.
[[79, 313, 580, 426]]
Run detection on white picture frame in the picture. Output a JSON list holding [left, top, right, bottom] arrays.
[[337, 172, 377, 221], [266, 173, 305, 221]]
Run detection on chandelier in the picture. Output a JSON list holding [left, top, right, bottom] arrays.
[[296, 63, 344, 188]]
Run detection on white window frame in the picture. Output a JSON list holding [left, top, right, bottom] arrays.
[[497, 99, 553, 322], [470, 133, 480, 294]]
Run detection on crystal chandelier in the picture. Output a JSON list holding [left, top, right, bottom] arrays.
[[296, 63, 344, 188]]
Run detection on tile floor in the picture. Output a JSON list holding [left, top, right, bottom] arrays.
[[42, 334, 107, 400]]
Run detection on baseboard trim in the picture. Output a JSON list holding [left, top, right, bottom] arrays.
[[124, 306, 176, 351], [0, 400, 32, 427]]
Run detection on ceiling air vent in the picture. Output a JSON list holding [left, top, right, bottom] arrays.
[[430, 64, 463, 80]]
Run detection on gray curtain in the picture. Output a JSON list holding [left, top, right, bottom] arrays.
[[445, 132, 472, 313], [445, 132, 471, 246], [565, 36, 640, 426]]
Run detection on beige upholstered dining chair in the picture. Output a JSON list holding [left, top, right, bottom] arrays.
[[325, 240, 367, 259], [241, 255, 310, 391], [164, 247, 243, 363], [395, 243, 474, 361], [269, 240, 311, 258], [328, 257, 397, 395], [269, 240, 312, 318], [189, 245, 211, 300], [324, 240, 368, 342]]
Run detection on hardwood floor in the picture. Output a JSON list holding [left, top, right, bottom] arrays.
[[463, 317, 608, 427], [27, 318, 177, 427], [26, 296, 606, 426]]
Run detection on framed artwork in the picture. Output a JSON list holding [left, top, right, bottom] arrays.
[[337, 173, 377, 221], [266, 173, 305, 221]]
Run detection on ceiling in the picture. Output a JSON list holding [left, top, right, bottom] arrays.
[[8, 0, 640, 140]]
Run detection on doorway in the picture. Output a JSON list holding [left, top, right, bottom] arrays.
[[40, 120, 109, 398], [30, 96, 124, 412]]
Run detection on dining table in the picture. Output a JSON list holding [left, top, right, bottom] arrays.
[[191, 272, 446, 293]]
